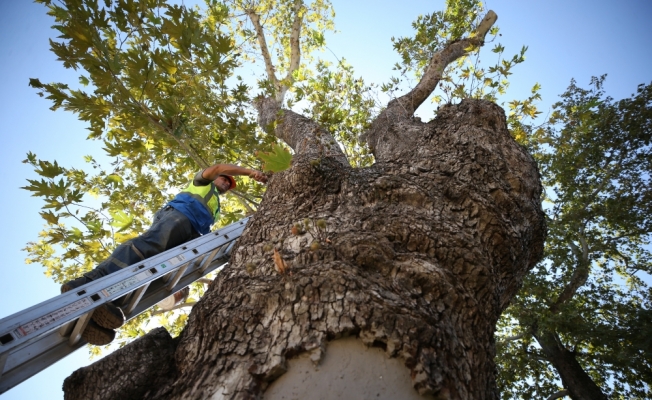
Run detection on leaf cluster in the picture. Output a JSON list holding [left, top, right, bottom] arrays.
[[224, 0, 335, 97], [24, 0, 277, 348], [386, 0, 540, 128]]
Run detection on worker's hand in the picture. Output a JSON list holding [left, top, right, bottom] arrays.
[[249, 170, 268, 184]]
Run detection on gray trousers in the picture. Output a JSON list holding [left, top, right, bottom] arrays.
[[84, 206, 200, 280]]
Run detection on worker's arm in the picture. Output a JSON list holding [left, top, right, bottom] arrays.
[[201, 164, 268, 183]]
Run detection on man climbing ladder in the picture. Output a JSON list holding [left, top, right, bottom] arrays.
[[61, 163, 267, 345]]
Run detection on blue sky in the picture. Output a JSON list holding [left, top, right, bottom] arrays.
[[0, 0, 650, 398]]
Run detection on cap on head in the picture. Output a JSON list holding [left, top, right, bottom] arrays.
[[219, 174, 237, 190]]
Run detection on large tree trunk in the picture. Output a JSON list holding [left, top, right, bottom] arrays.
[[63, 10, 546, 399], [63, 98, 545, 400]]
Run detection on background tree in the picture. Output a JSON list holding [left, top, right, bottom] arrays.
[[55, 0, 549, 399], [497, 77, 652, 399]]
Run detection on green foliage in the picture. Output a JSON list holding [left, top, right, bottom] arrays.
[[387, 0, 540, 128], [256, 143, 292, 172], [109, 209, 134, 232], [25, 0, 275, 348], [291, 59, 376, 167], [25, 0, 272, 270], [497, 77, 652, 398], [223, 0, 335, 97]]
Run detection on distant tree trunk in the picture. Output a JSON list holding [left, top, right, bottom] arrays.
[[64, 98, 545, 400], [535, 331, 608, 400]]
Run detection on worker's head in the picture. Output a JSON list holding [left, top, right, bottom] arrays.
[[214, 175, 236, 193]]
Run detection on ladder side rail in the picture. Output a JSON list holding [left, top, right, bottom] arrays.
[[0, 253, 234, 394], [0, 231, 227, 354], [0, 335, 87, 394], [0, 218, 249, 359]]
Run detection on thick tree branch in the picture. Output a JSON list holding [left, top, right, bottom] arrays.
[[534, 331, 608, 400], [551, 230, 590, 313], [253, 97, 348, 165], [405, 10, 497, 114], [247, 1, 345, 163], [365, 11, 497, 159], [279, 0, 304, 102], [248, 0, 305, 104]]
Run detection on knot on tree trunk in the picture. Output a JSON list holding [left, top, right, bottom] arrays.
[[253, 96, 282, 133]]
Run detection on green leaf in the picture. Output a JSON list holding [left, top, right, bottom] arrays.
[[106, 174, 123, 185], [36, 160, 65, 178], [109, 209, 134, 232], [256, 144, 292, 172], [28, 78, 44, 88], [39, 210, 60, 225]]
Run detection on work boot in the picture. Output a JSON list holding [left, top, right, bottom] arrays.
[[60, 276, 92, 293], [90, 303, 125, 330], [81, 319, 115, 346], [61, 276, 126, 330]]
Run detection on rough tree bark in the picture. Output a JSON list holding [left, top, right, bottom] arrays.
[[63, 9, 546, 400]]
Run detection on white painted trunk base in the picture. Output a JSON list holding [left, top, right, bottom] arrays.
[[265, 337, 434, 400]]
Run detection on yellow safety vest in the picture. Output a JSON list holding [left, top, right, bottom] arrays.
[[180, 180, 221, 222]]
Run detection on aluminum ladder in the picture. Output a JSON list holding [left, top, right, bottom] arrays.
[[0, 217, 249, 394]]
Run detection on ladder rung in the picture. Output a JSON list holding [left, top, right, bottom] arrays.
[[198, 247, 221, 272], [124, 283, 151, 315], [68, 313, 92, 346], [166, 263, 190, 292]]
